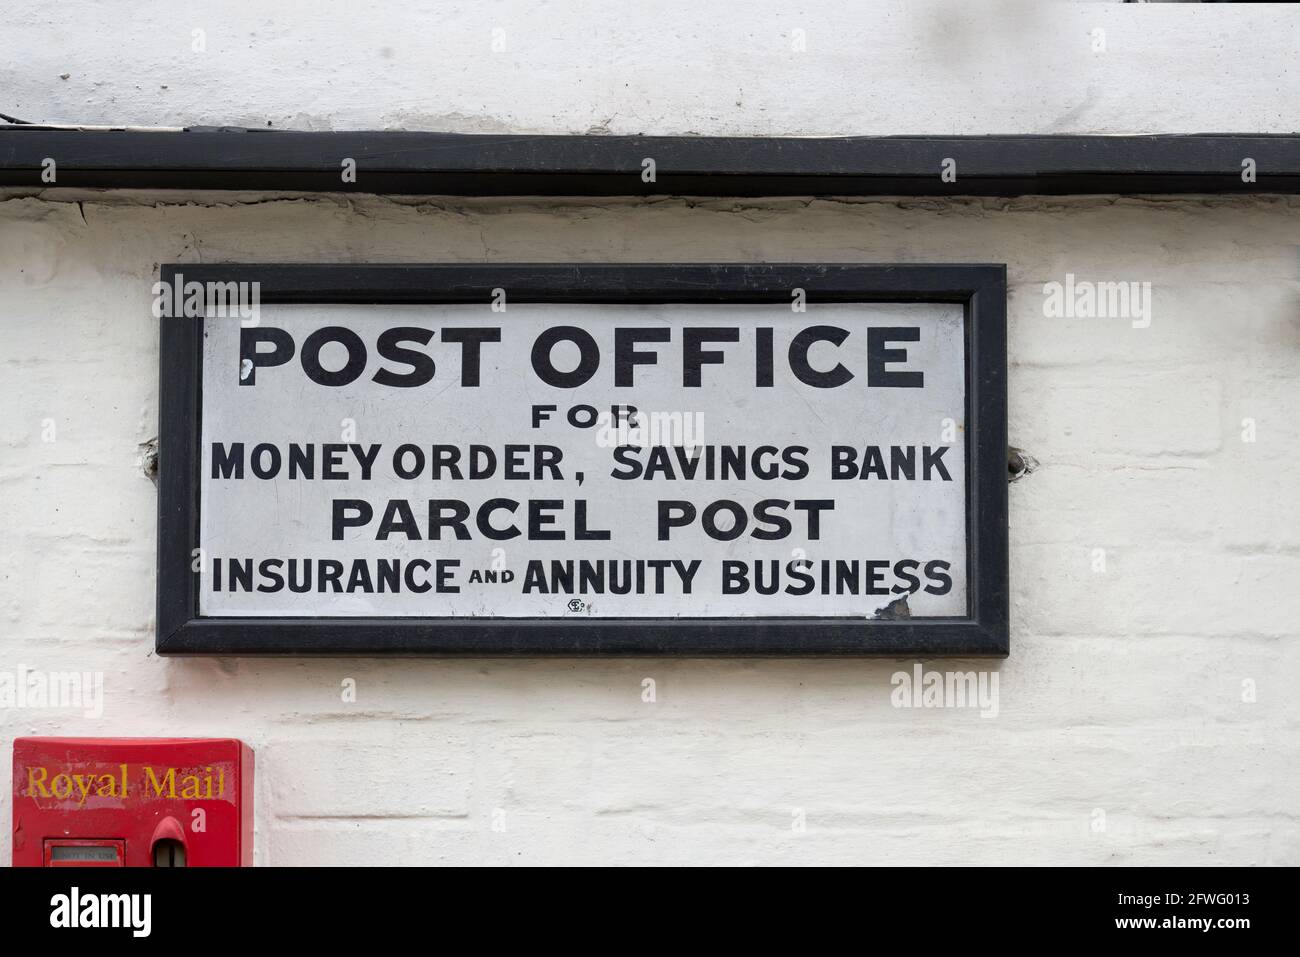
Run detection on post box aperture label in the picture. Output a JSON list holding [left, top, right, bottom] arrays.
[[198, 302, 968, 619]]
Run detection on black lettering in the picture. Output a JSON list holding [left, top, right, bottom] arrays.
[[211, 442, 244, 479], [924, 559, 953, 595], [683, 328, 739, 387], [476, 499, 520, 540], [428, 500, 472, 540], [789, 325, 853, 388], [332, 499, 373, 540], [614, 328, 670, 387], [923, 445, 953, 481], [239, 327, 294, 386], [867, 327, 923, 387], [532, 326, 599, 388], [755, 327, 774, 387], [302, 326, 367, 387], [442, 328, 501, 386], [373, 327, 435, 387], [658, 501, 695, 540]]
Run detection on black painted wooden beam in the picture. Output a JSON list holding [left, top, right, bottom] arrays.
[[1, 129, 1296, 196]]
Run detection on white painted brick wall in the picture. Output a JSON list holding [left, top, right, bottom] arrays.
[[2, 0, 1299, 865], [1, 193, 1296, 865], [5, 1, 1300, 135]]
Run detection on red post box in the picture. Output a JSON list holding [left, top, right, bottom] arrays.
[[12, 737, 253, 867]]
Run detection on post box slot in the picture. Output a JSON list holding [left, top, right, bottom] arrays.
[[153, 838, 187, 867]]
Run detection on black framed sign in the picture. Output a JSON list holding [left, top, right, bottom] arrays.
[[157, 263, 1007, 656]]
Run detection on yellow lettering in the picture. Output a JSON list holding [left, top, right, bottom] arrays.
[[26, 766, 50, 797], [145, 766, 176, 798], [180, 774, 202, 799], [50, 774, 73, 799], [95, 773, 118, 798]]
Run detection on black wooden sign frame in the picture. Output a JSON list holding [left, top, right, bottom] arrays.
[[157, 263, 1007, 656]]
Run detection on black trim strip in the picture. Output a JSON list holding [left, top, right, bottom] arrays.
[[4, 130, 1297, 196]]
